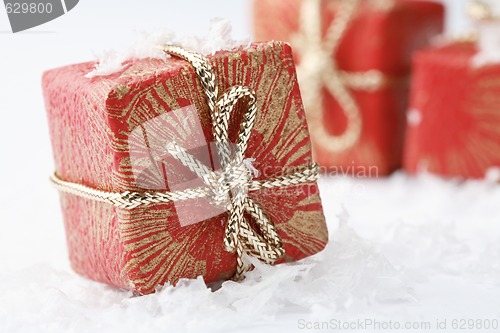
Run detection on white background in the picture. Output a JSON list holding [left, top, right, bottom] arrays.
[[2, 1, 500, 333]]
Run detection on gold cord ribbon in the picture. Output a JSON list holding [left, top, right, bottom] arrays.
[[294, 0, 392, 152], [50, 45, 321, 280], [468, 1, 500, 21]]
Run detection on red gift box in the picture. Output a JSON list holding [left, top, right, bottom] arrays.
[[43, 41, 328, 294], [404, 42, 500, 178], [253, 0, 444, 176]]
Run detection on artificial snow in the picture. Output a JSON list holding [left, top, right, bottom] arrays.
[[85, 18, 249, 78], [1, 173, 500, 333]]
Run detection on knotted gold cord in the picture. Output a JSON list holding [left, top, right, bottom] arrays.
[[50, 45, 321, 280], [293, 0, 392, 152], [468, 1, 500, 21]]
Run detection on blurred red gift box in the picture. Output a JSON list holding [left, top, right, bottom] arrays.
[[404, 41, 500, 179], [253, 0, 444, 176]]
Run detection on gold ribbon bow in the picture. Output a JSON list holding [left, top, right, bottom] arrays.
[[161, 45, 286, 279], [294, 0, 391, 152], [50, 45, 321, 280]]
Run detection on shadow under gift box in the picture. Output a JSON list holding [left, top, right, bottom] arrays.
[[42, 41, 328, 295], [253, 0, 444, 176], [404, 42, 500, 179]]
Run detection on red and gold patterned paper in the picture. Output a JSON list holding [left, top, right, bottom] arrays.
[[253, 0, 444, 175], [404, 42, 500, 179], [43, 41, 328, 295]]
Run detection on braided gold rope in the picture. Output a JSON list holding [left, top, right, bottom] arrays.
[[50, 164, 319, 208], [51, 45, 321, 281]]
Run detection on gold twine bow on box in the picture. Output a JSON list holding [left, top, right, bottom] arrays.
[[293, 0, 393, 152], [50, 45, 321, 280]]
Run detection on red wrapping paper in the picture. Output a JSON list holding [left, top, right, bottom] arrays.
[[43, 41, 328, 294], [404, 42, 500, 178], [253, 0, 444, 175]]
